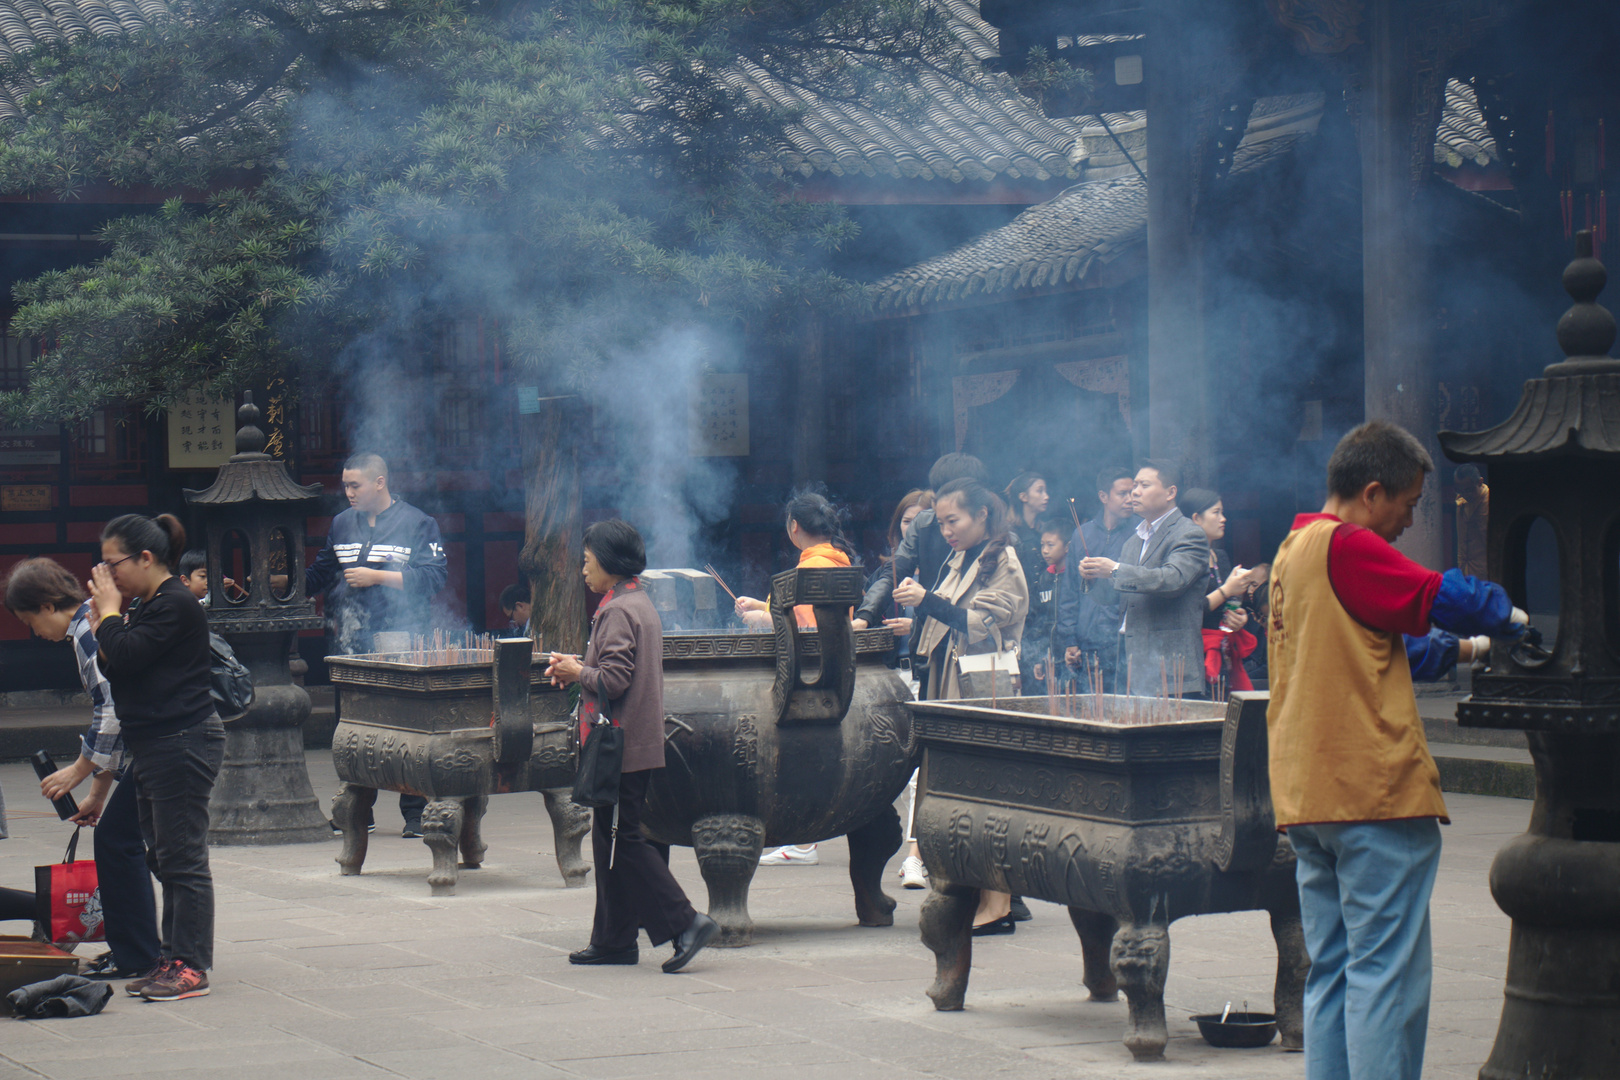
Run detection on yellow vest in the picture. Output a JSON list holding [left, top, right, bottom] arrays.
[[1266, 517, 1448, 826]]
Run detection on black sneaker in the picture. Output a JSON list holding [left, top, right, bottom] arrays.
[[971, 916, 1017, 936], [401, 820, 423, 838], [1009, 897, 1033, 922], [330, 820, 378, 834], [84, 952, 150, 980]]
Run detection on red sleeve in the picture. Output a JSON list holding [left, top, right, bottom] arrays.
[[1326, 523, 1442, 636]]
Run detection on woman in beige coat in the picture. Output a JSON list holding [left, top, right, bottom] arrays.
[[893, 477, 1028, 933]]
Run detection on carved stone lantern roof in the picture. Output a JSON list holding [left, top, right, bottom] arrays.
[[184, 393, 323, 505], [1442, 231, 1620, 462]]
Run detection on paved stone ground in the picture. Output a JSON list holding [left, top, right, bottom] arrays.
[[0, 756, 1523, 1080]]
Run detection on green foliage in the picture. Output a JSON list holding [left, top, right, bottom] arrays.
[[0, 0, 979, 423]]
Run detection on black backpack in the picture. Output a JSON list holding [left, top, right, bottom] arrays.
[[208, 632, 254, 721]]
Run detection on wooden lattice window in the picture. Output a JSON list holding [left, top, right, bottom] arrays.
[[0, 330, 38, 391], [71, 406, 148, 481], [436, 388, 483, 466], [296, 397, 348, 472]]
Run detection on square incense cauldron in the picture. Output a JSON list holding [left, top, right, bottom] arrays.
[[909, 691, 1306, 1063], [324, 639, 592, 895]]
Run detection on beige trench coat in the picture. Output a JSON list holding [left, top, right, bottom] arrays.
[[916, 541, 1029, 701]]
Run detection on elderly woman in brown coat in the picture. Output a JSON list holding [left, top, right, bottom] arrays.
[[546, 520, 718, 973], [895, 478, 1028, 934]]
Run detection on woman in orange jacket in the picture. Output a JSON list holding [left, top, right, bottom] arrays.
[[734, 491, 860, 866], [734, 491, 857, 632]]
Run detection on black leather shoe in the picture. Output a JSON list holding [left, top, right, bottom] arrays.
[[1008, 897, 1032, 922], [662, 913, 719, 973], [568, 943, 639, 965], [971, 916, 1017, 936]]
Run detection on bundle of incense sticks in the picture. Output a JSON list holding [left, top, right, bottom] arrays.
[[381, 631, 514, 666], [704, 563, 739, 604]]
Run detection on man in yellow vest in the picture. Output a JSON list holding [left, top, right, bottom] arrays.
[[1267, 421, 1526, 1080]]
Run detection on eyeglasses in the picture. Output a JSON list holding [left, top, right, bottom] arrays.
[[101, 554, 138, 570]]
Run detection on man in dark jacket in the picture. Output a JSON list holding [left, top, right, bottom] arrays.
[[306, 452, 448, 835], [853, 453, 989, 698], [1052, 466, 1137, 692], [547, 519, 718, 973], [1080, 460, 1209, 697]]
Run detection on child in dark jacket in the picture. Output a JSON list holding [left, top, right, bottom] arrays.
[[1023, 517, 1069, 693]]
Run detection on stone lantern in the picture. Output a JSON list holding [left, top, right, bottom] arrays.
[[1439, 230, 1620, 1080], [184, 393, 331, 844]]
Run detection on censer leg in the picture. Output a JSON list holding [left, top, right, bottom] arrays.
[[331, 783, 378, 876], [847, 804, 903, 927], [920, 881, 978, 1010], [1068, 907, 1120, 1002], [458, 795, 488, 869], [690, 813, 764, 947], [1110, 921, 1171, 1062], [421, 798, 465, 897], [1270, 906, 1309, 1051], [541, 786, 593, 888]]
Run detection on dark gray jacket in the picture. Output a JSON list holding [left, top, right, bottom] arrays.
[[1112, 508, 1210, 695]]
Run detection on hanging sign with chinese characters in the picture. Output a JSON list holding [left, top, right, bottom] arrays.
[[167, 391, 233, 469], [0, 426, 61, 465], [690, 373, 749, 456]]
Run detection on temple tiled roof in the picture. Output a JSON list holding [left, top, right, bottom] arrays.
[[0, 0, 1504, 193], [872, 94, 1322, 311]]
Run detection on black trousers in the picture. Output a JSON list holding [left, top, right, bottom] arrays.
[[590, 769, 696, 950], [0, 885, 31, 923], [127, 716, 225, 971], [96, 773, 161, 972]]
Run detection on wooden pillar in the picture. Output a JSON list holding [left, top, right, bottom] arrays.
[[1360, 0, 1441, 567], [793, 316, 827, 485], [1144, 0, 1211, 481]]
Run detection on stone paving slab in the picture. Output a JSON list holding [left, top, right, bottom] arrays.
[[0, 756, 1529, 1079]]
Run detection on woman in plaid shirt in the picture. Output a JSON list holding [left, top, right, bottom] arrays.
[[4, 557, 161, 979]]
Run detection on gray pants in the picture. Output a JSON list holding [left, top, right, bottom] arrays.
[[127, 716, 225, 971]]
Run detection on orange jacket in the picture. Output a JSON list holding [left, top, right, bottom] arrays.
[[794, 543, 851, 628]]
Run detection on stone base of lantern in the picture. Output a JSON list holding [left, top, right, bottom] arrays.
[[207, 639, 332, 846]]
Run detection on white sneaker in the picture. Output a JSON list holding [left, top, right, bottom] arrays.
[[759, 845, 819, 866], [900, 855, 928, 889]]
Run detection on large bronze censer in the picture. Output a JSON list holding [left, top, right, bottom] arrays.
[[326, 638, 590, 895], [910, 691, 1307, 1063], [642, 566, 918, 945]]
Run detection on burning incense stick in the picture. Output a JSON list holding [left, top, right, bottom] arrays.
[[1069, 499, 1092, 593], [704, 563, 739, 604]]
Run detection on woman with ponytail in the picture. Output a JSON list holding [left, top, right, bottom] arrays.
[[735, 490, 859, 866], [734, 490, 859, 632], [89, 513, 223, 1002]]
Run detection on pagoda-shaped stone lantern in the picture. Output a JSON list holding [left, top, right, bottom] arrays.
[[1439, 230, 1620, 1080], [184, 393, 331, 844]]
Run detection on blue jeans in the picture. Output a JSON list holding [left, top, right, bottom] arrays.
[[1289, 819, 1442, 1080]]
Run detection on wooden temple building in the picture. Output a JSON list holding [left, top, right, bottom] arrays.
[[0, 0, 1605, 695]]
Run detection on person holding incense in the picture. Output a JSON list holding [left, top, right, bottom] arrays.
[[734, 490, 859, 867], [898, 477, 1027, 934], [1051, 465, 1138, 693]]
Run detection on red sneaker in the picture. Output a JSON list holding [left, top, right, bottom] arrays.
[[140, 962, 210, 1001]]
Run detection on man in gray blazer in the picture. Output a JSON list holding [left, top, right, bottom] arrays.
[[1079, 460, 1210, 696]]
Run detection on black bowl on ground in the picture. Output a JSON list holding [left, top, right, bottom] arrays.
[[1190, 1012, 1278, 1048]]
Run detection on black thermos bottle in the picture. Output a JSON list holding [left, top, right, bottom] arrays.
[[31, 750, 79, 820]]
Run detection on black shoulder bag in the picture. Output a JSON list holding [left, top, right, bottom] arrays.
[[572, 686, 623, 810]]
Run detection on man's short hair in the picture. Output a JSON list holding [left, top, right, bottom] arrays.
[[1137, 458, 1181, 491], [928, 453, 990, 492], [178, 549, 208, 578], [583, 519, 647, 578], [1455, 464, 1481, 483], [1327, 420, 1435, 499], [1096, 465, 1135, 494], [343, 452, 388, 480], [499, 582, 530, 611]]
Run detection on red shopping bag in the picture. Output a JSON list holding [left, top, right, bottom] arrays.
[[34, 828, 103, 947]]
